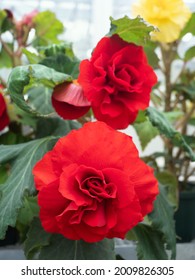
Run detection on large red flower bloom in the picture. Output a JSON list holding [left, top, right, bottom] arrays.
[[78, 34, 157, 129], [0, 89, 10, 131], [33, 121, 158, 242]]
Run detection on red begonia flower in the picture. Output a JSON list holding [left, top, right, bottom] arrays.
[[52, 81, 91, 120], [78, 34, 157, 129], [0, 89, 10, 131], [33, 121, 158, 243]]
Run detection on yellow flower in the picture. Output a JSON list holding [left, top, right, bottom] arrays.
[[132, 0, 191, 43]]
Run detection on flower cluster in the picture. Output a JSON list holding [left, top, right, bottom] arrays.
[[33, 34, 159, 241], [52, 34, 157, 129]]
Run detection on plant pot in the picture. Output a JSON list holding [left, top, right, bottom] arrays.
[[175, 182, 195, 243]]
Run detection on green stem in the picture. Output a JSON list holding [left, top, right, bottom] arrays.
[[160, 43, 176, 174], [0, 37, 13, 57]]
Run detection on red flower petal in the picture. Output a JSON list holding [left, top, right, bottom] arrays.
[[0, 93, 10, 131], [130, 160, 159, 216], [32, 151, 58, 191], [52, 81, 91, 120], [38, 183, 68, 233], [59, 164, 93, 206], [83, 202, 106, 227]]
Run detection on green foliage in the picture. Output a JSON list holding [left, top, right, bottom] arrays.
[[39, 235, 115, 260], [0, 10, 13, 33], [164, 111, 184, 124], [148, 188, 176, 260], [184, 46, 195, 61], [23, 43, 80, 78], [22, 49, 41, 64], [24, 218, 115, 260], [175, 82, 195, 102], [43, 42, 75, 58], [133, 224, 168, 260], [134, 110, 147, 123], [127, 187, 176, 260], [156, 171, 178, 208], [184, 135, 195, 149], [7, 64, 72, 116], [0, 165, 8, 184], [0, 137, 58, 239], [189, 118, 195, 126], [27, 86, 54, 115], [33, 11, 64, 46], [24, 218, 51, 259], [134, 119, 158, 150], [180, 12, 195, 37], [40, 54, 79, 78], [0, 44, 12, 68], [0, 10, 7, 30], [17, 197, 39, 226], [147, 107, 195, 161], [109, 16, 155, 46], [144, 44, 159, 69], [0, 131, 27, 145], [35, 118, 81, 138]]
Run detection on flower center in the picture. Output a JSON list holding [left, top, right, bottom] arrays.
[[81, 176, 116, 201]]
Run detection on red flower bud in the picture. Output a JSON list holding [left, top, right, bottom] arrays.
[[52, 80, 91, 120], [0, 87, 10, 131]]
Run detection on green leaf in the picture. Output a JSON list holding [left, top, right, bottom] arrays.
[[0, 10, 7, 30], [144, 45, 159, 69], [25, 218, 115, 260], [180, 12, 195, 37], [0, 165, 8, 184], [184, 135, 195, 149], [134, 119, 158, 150], [35, 118, 81, 138], [0, 136, 58, 239], [39, 235, 115, 260], [14, 106, 38, 129], [156, 171, 178, 208], [23, 43, 80, 78], [189, 118, 195, 126], [164, 111, 184, 123], [175, 82, 195, 101], [151, 92, 162, 107], [134, 110, 147, 123], [184, 46, 195, 61], [147, 107, 195, 161], [0, 10, 13, 33], [24, 218, 51, 259], [33, 11, 64, 46], [109, 16, 155, 46], [40, 54, 79, 79], [7, 64, 72, 116], [17, 196, 39, 226], [149, 187, 176, 259], [132, 224, 168, 260], [0, 131, 26, 145], [27, 86, 54, 115], [0, 44, 13, 68], [43, 42, 75, 59], [22, 49, 41, 64]]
